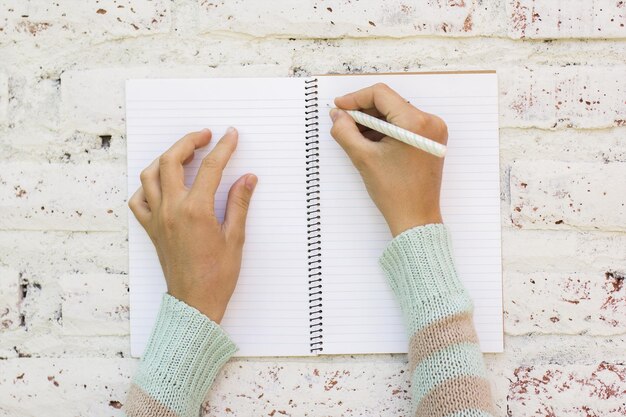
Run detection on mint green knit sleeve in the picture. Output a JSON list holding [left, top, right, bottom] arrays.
[[379, 224, 496, 417], [123, 293, 237, 417]]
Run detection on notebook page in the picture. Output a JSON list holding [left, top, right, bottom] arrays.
[[127, 78, 311, 357], [317, 73, 503, 354]]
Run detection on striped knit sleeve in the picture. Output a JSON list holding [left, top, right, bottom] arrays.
[[379, 224, 496, 417], [123, 293, 237, 417]]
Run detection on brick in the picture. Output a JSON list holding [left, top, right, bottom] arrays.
[[500, 127, 626, 164], [0, 162, 127, 231], [508, 0, 626, 39], [0, 268, 20, 332], [500, 66, 626, 129], [60, 69, 129, 135], [487, 335, 626, 415], [509, 161, 626, 231], [0, 231, 127, 276], [505, 271, 626, 335], [502, 229, 626, 272], [15, 274, 64, 337], [1, 331, 130, 359], [60, 274, 128, 336], [196, 0, 506, 38], [203, 360, 418, 416], [0, 0, 170, 43], [0, 72, 7, 126], [507, 362, 626, 416], [0, 358, 133, 416], [7, 77, 60, 134]]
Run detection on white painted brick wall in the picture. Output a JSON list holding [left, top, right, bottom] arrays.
[[0, 267, 20, 332], [0, 358, 134, 416], [60, 274, 129, 336], [500, 67, 626, 129], [197, 0, 507, 37], [0, 72, 7, 127], [0, 0, 171, 42], [510, 161, 626, 231], [507, 0, 626, 39], [1, 0, 626, 415], [504, 270, 626, 335], [0, 163, 127, 231]]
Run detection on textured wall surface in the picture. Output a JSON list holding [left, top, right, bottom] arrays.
[[1, 1, 625, 416]]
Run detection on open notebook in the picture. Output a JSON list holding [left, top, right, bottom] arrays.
[[126, 72, 503, 358]]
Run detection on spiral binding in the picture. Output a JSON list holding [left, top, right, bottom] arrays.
[[305, 78, 322, 353]]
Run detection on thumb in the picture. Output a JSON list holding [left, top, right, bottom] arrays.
[[224, 174, 257, 243], [329, 108, 375, 161]]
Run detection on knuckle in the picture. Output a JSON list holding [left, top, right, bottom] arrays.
[[329, 122, 342, 138], [159, 205, 176, 227], [404, 111, 432, 133], [159, 153, 173, 166], [374, 83, 393, 96], [373, 82, 391, 94], [128, 192, 142, 211], [181, 201, 204, 220], [330, 121, 351, 143], [419, 113, 449, 142], [233, 194, 250, 212], [139, 169, 150, 182], [433, 116, 449, 142], [201, 155, 219, 170]]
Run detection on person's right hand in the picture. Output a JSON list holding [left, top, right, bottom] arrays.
[[329, 83, 448, 237]]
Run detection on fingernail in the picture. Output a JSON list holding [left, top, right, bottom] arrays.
[[201, 128, 210, 133], [329, 108, 338, 122], [226, 126, 236, 134], [245, 174, 258, 192]]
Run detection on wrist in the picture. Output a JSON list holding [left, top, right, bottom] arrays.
[[166, 289, 227, 324], [387, 211, 443, 237]]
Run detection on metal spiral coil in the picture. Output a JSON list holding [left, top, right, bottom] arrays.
[[305, 78, 323, 353]]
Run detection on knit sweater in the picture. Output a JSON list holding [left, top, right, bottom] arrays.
[[123, 224, 496, 417]]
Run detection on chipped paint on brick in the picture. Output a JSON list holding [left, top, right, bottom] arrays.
[[509, 161, 626, 231], [0, 0, 171, 42], [0, 73, 7, 126], [508, 363, 626, 416], [60, 274, 129, 336], [196, 0, 502, 38], [0, 268, 21, 332], [505, 271, 626, 335], [507, 0, 626, 39], [500, 68, 626, 129]]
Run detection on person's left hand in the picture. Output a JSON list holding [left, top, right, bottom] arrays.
[[128, 127, 257, 323]]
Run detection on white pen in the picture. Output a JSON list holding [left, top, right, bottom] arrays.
[[339, 109, 447, 158]]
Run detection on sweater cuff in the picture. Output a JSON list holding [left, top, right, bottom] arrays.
[[130, 293, 237, 417], [379, 224, 473, 333]]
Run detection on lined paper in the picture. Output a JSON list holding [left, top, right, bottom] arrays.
[[126, 78, 311, 357], [317, 73, 503, 354]]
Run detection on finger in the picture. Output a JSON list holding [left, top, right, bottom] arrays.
[[336, 84, 448, 145], [128, 187, 151, 225], [159, 129, 212, 194], [139, 157, 161, 207], [329, 108, 376, 159], [334, 83, 413, 125], [223, 174, 258, 244], [189, 127, 238, 202]]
